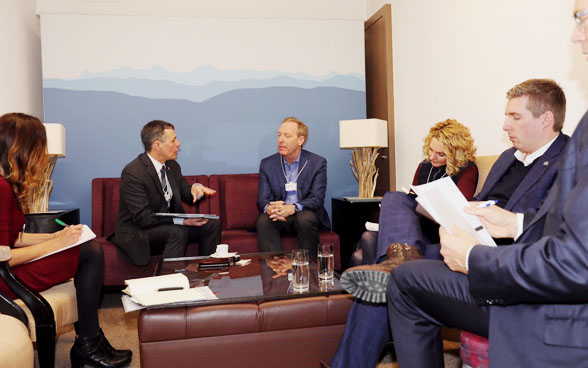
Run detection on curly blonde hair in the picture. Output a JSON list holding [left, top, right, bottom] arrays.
[[0, 113, 48, 212], [422, 119, 477, 176]]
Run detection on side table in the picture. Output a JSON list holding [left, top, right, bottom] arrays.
[[24, 209, 80, 234], [331, 198, 381, 271]]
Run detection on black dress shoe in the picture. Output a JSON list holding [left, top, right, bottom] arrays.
[[70, 333, 131, 368], [98, 328, 132, 361]]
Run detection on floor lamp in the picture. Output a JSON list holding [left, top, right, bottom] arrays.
[[339, 118, 388, 199], [28, 123, 66, 213]]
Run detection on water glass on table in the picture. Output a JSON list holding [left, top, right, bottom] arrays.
[[318, 243, 334, 280], [291, 249, 310, 290]]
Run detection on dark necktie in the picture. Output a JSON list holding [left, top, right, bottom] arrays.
[[160, 166, 168, 194]]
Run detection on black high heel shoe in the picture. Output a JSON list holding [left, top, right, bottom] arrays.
[[70, 333, 131, 368], [98, 328, 132, 361]]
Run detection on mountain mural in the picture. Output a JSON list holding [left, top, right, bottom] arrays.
[[44, 86, 366, 225]]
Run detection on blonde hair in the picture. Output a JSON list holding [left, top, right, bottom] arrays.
[[422, 119, 477, 176]]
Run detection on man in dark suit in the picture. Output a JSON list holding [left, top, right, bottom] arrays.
[[331, 79, 570, 368], [114, 120, 221, 266], [256, 117, 330, 259], [387, 4, 588, 366]]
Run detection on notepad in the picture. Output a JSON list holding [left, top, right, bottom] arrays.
[[26, 224, 96, 263], [123, 273, 217, 307]]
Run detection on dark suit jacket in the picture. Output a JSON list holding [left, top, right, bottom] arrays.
[[468, 116, 588, 367], [257, 149, 331, 230], [475, 133, 569, 213], [114, 153, 198, 265]]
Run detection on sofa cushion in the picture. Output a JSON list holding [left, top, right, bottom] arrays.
[[223, 175, 259, 230]]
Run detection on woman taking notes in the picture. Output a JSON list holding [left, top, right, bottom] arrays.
[[0, 113, 131, 368]]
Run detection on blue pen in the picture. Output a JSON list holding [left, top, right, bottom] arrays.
[[477, 200, 498, 208]]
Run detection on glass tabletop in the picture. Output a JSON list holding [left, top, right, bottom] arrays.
[[152, 251, 345, 309]]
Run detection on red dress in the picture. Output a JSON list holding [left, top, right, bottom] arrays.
[[0, 177, 79, 299]]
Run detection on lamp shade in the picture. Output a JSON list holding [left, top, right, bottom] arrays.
[[44, 123, 66, 157], [339, 119, 388, 148]]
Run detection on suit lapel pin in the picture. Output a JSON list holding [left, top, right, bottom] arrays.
[[543, 161, 549, 167]]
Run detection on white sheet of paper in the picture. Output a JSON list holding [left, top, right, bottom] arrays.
[[411, 177, 496, 247], [26, 224, 96, 263], [130, 286, 218, 307], [123, 273, 190, 296]]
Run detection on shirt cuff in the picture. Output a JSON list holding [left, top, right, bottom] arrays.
[[192, 183, 203, 200], [515, 213, 524, 240], [465, 245, 475, 272], [173, 218, 183, 225], [295, 203, 302, 211]]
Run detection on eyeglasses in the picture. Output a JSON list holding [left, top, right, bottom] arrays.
[[575, 9, 588, 30]]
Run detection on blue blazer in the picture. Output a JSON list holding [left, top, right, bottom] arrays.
[[257, 149, 331, 230], [475, 133, 569, 213], [469, 115, 588, 367]]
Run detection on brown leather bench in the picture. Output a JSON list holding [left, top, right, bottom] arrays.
[[138, 294, 353, 368]]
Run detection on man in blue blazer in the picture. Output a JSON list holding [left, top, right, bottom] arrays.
[[256, 117, 330, 259], [331, 79, 570, 368], [387, 4, 588, 366]]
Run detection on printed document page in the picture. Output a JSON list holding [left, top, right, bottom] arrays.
[[411, 177, 496, 246]]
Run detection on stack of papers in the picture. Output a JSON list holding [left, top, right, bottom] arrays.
[[411, 177, 496, 246], [122, 273, 217, 311]]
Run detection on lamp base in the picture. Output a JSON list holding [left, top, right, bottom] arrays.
[[350, 147, 381, 198]]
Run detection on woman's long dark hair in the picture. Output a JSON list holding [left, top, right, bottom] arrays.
[[0, 113, 48, 212]]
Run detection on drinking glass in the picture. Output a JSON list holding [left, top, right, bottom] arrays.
[[291, 249, 310, 290], [317, 243, 334, 280]]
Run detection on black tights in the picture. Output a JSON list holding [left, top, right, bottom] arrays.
[[74, 240, 104, 338]]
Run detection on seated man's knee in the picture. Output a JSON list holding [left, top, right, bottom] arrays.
[[171, 225, 190, 242], [256, 213, 273, 230], [294, 210, 319, 229]]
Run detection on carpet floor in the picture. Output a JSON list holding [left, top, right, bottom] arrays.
[[48, 293, 461, 368]]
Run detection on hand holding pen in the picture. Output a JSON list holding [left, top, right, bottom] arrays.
[[476, 200, 498, 208], [54, 219, 83, 246]]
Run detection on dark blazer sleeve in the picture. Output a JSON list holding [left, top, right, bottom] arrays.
[[257, 156, 277, 212], [297, 154, 327, 211], [119, 163, 173, 229], [468, 122, 588, 306]]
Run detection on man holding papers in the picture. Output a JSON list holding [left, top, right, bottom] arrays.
[[114, 120, 221, 266], [387, 3, 588, 366], [332, 79, 570, 368]]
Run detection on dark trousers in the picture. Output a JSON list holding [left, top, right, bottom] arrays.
[[331, 300, 390, 368], [387, 260, 489, 368], [376, 191, 441, 262], [256, 210, 320, 259], [75, 240, 104, 338], [148, 219, 221, 258]]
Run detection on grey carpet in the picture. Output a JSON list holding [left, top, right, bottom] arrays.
[[48, 292, 461, 368]]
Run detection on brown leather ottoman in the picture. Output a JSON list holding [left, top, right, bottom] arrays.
[[139, 294, 353, 368]]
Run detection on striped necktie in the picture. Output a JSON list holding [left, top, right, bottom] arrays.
[[160, 166, 168, 194]]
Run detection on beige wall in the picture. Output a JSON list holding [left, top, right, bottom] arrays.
[[370, 0, 588, 188], [2, 0, 368, 119], [35, 0, 366, 19], [0, 0, 43, 117]]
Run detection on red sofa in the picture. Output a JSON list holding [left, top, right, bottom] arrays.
[[92, 173, 341, 287]]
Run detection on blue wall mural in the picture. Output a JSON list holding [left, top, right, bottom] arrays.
[[41, 15, 366, 226]]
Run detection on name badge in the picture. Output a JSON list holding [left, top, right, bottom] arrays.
[[285, 182, 297, 192]]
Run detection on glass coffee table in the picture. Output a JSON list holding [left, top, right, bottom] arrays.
[[152, 251, 344, 308]]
